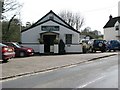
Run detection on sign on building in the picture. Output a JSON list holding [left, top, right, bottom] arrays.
[[41, 26, 59, 32]]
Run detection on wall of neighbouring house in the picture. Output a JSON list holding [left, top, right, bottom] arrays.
[[104, 27, 119, 41]]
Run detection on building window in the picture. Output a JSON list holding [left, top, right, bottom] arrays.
[[66, 34, 72, 44], [115, 25, 119, 30], [49, 14, 54, 20]]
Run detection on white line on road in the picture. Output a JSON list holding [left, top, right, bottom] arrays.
[[77, 75, 105, 88], [63, 65, 77, 68]]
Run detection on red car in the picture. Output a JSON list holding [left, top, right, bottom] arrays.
[[0, 43, 15, 62], [3, 42, 34, 57]]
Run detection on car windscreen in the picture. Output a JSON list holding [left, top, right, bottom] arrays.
[[13, 43, 21, 48], [0, 43, 7, 46]]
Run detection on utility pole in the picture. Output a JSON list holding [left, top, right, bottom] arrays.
[[19, 12, 22, 42], [0, 0, 4, 42], [118, 1, 120, 16], [0, 0, 4, 71]]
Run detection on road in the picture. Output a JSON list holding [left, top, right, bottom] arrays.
[[2, 55, 118, 88]]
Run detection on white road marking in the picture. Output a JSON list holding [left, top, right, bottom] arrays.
[[78, 75, 105, 88], [64, 65, 77, 68]]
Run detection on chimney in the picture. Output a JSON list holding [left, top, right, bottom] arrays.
[[109, 15, 112, 20], [118, 1, 120, 16]]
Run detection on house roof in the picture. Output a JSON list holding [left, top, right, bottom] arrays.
[[103, 16, 120, 28], [21, 10, 80, 34]]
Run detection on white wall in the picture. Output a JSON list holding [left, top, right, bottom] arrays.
[[21, 26, 40, 43], [104, 27, 119, 41], [65, 44, 82, 53]]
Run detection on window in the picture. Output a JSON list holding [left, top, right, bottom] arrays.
[[49, 14, 54, 20], [66, 34, 72, 44], [115, 25, 119, 31]]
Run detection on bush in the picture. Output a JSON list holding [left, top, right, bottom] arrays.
[[38, 38, 44, 44], [59, 39, 65, 54], [54, 39, 59, 44]]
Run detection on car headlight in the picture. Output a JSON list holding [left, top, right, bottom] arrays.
[[27, 49, 32, 52]]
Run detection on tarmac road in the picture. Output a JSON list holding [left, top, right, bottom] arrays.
[[2, 55, 118, 88]]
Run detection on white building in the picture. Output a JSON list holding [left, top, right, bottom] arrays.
[[103, 16, 120, 41], [103, 2, 120, 41], [21, 10, 82, 54]]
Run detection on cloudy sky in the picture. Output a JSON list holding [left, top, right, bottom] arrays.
[[18, 0, 120, 34]]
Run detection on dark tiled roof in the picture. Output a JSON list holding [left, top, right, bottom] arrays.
[[103, 16, 120, 28], [21, 10, 80, 34]]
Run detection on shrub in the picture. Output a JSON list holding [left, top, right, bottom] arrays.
[[59, 39, 65, 54], [38, 38, 44, 44]]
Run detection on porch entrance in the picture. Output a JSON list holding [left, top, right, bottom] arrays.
[[43, 35, 56, 53]]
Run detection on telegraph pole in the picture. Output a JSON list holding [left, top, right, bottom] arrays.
[[0, 0, 4, 42]]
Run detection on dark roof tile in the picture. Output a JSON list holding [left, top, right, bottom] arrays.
[[103, 16, 120, 28]]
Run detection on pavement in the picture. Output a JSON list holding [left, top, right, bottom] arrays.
[[1, 52, 118, 80]]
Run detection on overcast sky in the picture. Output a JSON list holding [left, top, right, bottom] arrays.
[[18, 0, 120, 34]]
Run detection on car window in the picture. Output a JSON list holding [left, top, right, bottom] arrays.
[[96, 40, 104, 43], [110, 40, 119, 45]]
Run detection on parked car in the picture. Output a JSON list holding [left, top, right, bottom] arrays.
[[87, 39, 107, 53], [106, 40, 120, 52], [3, 42, 34, 57], [0, 43, 15, 62]]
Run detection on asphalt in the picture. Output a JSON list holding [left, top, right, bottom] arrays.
[[2, 55, 118, 88], [1, 52, 118, 80]]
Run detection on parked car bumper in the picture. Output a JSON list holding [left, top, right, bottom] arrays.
[[27, 52, 34, 56], [2, 52, 15, 60]]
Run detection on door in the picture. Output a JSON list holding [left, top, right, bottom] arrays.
[[43, 35, 56, 53]]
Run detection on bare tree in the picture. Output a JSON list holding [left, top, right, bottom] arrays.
[[58, 10, 75, 27], [58, 10, 85, 30], [1, 0, 22, 20], [3, 0, 22, 13], [2, 0, 22, 41], [75, 13, 84, 31]]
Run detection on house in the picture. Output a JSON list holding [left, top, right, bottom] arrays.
[[103, 1, 120, 41], [21, 10, 82, 54], [103, 16, 120, 41]]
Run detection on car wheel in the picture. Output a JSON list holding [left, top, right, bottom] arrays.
[[83, 47, 87, 53], [19, 52, 25, 57], [113, 50, 116, 52], [107, 49, 111, 52], [89, 47, 93, 53], [101, 50, 105, 53]]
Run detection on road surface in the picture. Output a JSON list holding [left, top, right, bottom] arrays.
[[2, 55, 118, 88]]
